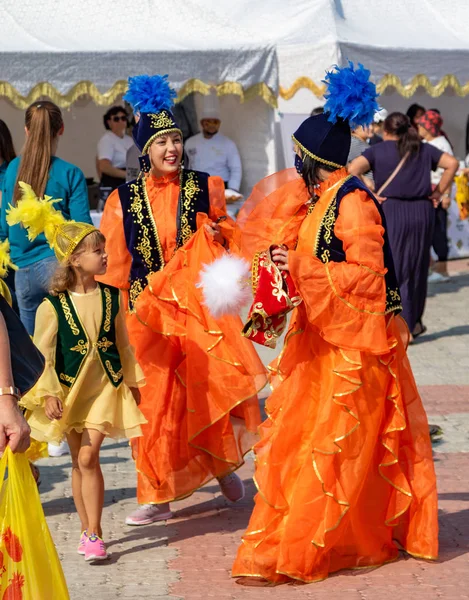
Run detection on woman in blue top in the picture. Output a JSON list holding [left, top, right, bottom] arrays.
[[0, 101, 92, 334]]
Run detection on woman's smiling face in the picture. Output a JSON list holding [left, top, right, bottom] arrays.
[[149, 132, 183, 176]]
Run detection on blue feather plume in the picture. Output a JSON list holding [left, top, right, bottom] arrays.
[[123, 74, 177, 114], [323, 62, 379, 128]]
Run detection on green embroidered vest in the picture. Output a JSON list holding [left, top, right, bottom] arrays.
[[46, 283, 123, 389]]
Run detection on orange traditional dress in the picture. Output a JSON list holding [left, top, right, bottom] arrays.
[[100, 173, 265, 504], [232, 168, 438, 583]]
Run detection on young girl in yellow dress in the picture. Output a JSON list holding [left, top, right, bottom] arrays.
[[9, 183, 146, 563]]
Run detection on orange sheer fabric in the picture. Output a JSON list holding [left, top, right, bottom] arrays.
[[233, 170, 438, 583], [99, 174, 266, 503]]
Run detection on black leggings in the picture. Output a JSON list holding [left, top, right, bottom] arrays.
[[432, 205, 448, 262]]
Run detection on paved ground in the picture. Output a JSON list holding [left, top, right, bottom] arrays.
[[36, 258, 469, 599]]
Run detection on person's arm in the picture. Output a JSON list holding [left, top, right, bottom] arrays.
[[115, 292, 145, 401], [271, 189, 390, 354], [68, 167, 92, 224], [431, 152, 459, 208], [98, 159, 126, 180], [0, 176, 11, 242], [348, 155, 372, 178], [0, 312, 30, 453], [97, 135, 126, 180], [98, 189, 132, 291], [226, 140, 242, 192]]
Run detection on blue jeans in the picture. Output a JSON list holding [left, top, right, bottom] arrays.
[[15, 256, 58, 335]]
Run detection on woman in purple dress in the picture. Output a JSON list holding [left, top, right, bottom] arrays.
[[349, 112, 458, 341]]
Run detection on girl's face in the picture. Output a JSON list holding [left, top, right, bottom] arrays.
[[71, 240, 108, 276], [149, 132, 183, 176]]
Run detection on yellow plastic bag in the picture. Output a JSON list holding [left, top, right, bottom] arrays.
[[455, 172, 469, 221], [0, 447, 69, 600]]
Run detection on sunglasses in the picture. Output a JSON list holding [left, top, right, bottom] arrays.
[[111, 115, 127, 123]]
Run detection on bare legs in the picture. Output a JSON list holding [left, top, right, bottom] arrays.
[[67, 428, 105, 537]]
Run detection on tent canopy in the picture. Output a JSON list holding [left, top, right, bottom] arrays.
[[2, 0, 469, 108]]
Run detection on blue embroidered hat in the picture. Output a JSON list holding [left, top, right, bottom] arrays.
[[123, 74, 182, 172], [292, 62, 379, 169]]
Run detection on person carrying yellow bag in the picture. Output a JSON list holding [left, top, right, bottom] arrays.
[[0, 242, 69, 598], [0, 448, 70, 599]]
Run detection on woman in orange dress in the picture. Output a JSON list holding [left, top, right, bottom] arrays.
[[99, 75, 265, 525], [232, 64, 438, 585]]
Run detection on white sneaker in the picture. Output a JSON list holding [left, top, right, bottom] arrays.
[[48, 441, 70, 457], [428, 271, 450, 283]]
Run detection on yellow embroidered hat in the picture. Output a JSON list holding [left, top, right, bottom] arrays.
[[6, 182, 98, 263]]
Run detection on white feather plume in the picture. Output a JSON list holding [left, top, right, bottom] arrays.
[[197, 254, 252, 318]]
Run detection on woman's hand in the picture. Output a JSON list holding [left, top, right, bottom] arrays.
[[441, 193, 452, 210], [271, 246, 289, 272], [130, 387, 141, 406], [44, 396, 63, 421], [430, 189, 442, 208], [0, 396, 30, 454], [205, 221, 226, 247]]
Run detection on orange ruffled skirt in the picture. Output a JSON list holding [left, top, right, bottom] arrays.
[[131, 220, 266, 504], [233, 312, 438, 583]]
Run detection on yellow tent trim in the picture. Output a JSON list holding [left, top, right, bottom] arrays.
[[0, 79, 277, 109], [280, 73, 469, 100]]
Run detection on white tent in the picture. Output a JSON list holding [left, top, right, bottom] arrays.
[[2, 1, 469, 193]]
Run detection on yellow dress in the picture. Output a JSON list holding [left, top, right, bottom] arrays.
[[21, 287, 147, 443]]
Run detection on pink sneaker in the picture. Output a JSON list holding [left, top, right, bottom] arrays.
[[84, 534, 108, 562], [77, 531, 87, 555], [125, 503, 172, 526], [217, 472, 245, 502]]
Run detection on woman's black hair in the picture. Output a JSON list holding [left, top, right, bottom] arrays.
[[406, 103, 425, 126], [103, 106, 128, 130], [300, 154, 337, 196], [0, 120, 16, 164], [384, 112, 420, 158]]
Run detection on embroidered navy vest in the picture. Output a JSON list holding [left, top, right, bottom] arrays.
[[46, 284, 123, 389], [314, 176, 402, 315], [118, 169, 210, 310]]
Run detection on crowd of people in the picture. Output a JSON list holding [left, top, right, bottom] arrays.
[[0, 63, 460, 587]]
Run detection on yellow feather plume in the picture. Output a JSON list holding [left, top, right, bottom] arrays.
[[6, 182, 65, 246], [0, 240, 17, 279]]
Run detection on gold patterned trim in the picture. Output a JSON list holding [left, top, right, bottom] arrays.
[[70, 339, 88, 355], [142, 128, 182, 155], [59, 372, 75, 385], [58, 293, 80, 335], [292, 135, 344, 169], [95, 337, 113, 352], [0, 79, 277, 110], [279, 74, 469, 100], [104, 360, 123, 383], [103, 287, 112, 332]]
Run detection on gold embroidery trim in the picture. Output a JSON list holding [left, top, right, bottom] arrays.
[[59, 372, 75, 385], [59, 293, 80, 335], [142, 128, 182, 155], [292, 135, 344, 169], [95, 337, 113, 352], [70, 340, 88, 355], [179, 171, 201, 246], [103, 287, 112, 332], [105, 360, 123, 383], [313, 176, 352, 258]]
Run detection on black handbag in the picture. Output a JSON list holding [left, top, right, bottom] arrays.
[[0, 294, 45, 396]]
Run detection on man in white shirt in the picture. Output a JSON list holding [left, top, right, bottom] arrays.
[[185, 106, 242, 193]]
